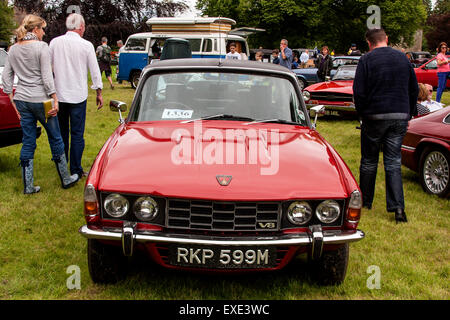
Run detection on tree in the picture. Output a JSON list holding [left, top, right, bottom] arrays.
[[424, 0, 450, 52], [0, 0, 16, 43], [196, 0, 427, 53], [13, 0, 188, 46], [433, 0, 450, 14]]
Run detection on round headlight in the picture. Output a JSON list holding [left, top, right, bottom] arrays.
[[104, 194, 129, 218], [134, 197, 159, 221], [303, 91, 310, 102], [316, 200, 341, 223], [287, 201, 312, 225]]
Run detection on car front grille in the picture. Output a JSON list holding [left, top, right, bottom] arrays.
[[310, 92, 353, 102], [166, 199, 280, 232]]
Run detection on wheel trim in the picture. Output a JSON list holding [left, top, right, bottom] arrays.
[[423, 151, 449, 194]]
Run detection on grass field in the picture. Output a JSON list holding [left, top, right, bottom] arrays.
[[0, 71, 448, 300]]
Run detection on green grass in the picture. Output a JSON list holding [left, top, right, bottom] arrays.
[[0, 72, 448, 300]]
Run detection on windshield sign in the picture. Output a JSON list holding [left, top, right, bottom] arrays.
[[132, 72, 306, 125]]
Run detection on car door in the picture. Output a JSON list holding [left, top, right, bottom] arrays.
[[416, 59, 438, 87]]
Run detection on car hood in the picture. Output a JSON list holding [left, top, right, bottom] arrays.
[[305, 80, 353, 94], [97, 122, 350, 201]]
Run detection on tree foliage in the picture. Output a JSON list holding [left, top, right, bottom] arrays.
[[0, 0, 16, 43], [196, 0, 427, 53], [13, 0, 188, 46], [424, 0, 450, 52]]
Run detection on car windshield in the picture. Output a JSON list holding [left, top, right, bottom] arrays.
[[132, 71, 306, 125], [332, 57, 359, 68], [0, 50, 7, 67], [332, 65, 357, 80]]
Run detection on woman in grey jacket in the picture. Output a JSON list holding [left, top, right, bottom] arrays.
[[2, 14, 79, 194]]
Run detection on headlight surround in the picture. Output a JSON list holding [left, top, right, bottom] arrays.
[[303, 90, 311, 102], [134, 196, 159, 221], [316, 200, 341, 224], [104, 194, 129, 218], [287, 201, 313, 225]]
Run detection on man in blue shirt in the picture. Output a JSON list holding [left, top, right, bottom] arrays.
[[353, 28, 418, 224], [279, 39, 293, 70]]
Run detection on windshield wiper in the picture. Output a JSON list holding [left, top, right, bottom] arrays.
[[243, 119, 299, 125], [181, 114, 255, 124]]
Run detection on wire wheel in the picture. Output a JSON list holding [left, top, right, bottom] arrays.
[[422, 150, 449, 196]]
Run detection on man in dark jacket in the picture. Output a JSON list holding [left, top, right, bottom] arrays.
[[353, 28, 418, 223]]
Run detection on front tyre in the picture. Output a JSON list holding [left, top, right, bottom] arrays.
[[88, 239, 128, 284], [297, 78, 307, 91], [420, 147, 450, 197], [310, 243, 349, 285]]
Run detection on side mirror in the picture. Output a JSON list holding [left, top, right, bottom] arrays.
[[310, 105, 325, 128], [110, 100, 127, 124], [110, 100, 127, 112]]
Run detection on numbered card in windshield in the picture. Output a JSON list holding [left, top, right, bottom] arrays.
[[162, 109, 194, 119]]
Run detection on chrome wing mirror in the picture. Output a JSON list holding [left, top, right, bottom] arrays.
[[310, 105, 325, 129], [110, 100, 127, 124]]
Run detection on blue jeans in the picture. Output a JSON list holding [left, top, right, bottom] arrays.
[[15, 100, 65, 163], [436, 72, 449, 103], [57, 100, 87, 176], [359, 119, 408, 212]]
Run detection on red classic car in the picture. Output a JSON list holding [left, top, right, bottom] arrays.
[[79, 59, 364, 285], [303, 65, 356, 116], [401, 107, 450, 197], [0, 49, 41, 148], [414, 54, 450, 88]]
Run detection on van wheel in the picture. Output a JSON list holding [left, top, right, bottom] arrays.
[[130, 71, 141, 89], [87, 239, 128, 284]]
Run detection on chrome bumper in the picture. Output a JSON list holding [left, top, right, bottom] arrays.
[[306, 104, 356, 112], [79, 225, 364, 258]]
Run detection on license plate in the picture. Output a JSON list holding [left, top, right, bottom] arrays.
[[168, 245, 277, 269]]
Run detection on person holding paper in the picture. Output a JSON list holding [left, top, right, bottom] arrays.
[[1, 14, 79, 194]]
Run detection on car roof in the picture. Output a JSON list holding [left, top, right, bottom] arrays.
[[144, 58, 296, 76]]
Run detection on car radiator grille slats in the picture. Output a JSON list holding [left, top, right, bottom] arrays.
[[167, 199, 280, 231], [310, 92, 353, 102]]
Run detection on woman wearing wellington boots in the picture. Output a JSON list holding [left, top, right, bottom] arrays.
[[1, 14, 79, 194]]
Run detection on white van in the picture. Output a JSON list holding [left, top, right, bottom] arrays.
[[118, 17, 250, 88]]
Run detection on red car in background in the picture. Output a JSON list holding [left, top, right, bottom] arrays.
[[0, 49, 41, 148], [303, 65, 356, 116], [401, 107, 450, 197], [414, 54, 450, 88]]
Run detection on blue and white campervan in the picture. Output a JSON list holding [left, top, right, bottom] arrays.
[[117, 17, 250, 88]]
